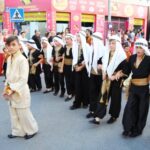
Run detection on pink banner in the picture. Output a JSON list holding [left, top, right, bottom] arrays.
[[51, 0, 106, 14], [106, 2, 148, 19], [3, 12, 12, 33], [70, 12, 81, 34], [5, 0, 50, 11], [46, 11, 52, 31], [0, 54, 4, 75], [96, 15, 105, 35]]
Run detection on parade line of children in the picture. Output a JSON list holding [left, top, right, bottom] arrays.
[[2, 29, 150, 140]]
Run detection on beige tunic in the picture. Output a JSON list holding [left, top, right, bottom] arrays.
[[6, 51, 31, 108]]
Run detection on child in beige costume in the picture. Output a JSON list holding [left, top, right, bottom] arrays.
[[3, 36, 38, 140]]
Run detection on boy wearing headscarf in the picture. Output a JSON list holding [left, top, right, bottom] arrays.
[[90, 35, 127, 125], [41, 37, 53, 93], [86, 32, 105, 118], [52, 36, 65, 97], [27, 40, 43, 92], [62, 34, 75, 101], [122, 38, 150, 137], [70, 31, 91, 110]]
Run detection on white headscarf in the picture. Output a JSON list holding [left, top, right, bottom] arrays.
[[72, 31, 91, 72], [102, 35, 127, 78], [20, 41, 29, 57], [134, 38, 150, 56], [53, 36, 64, 47], [88, 32, 106, 76], [64, 33, 76, 71], [27, 39, 38, 50], [65, 34, 74, 40], [41, 37, 53, 69]]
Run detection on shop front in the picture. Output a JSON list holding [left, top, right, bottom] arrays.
[[105, 1, 148, 37], [50, 0, 148, 37], [56, 12, 70, 32], [81, 14, 95, 31], [50, 0, 106, 34], [105, 16, 128, 36], [14, 12, 46, 38], [3, 0, 149, 38], [134, 18, 144, 32], [4, 0, 50, 36]]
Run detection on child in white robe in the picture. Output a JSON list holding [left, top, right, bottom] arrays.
[[3, 36, 38, 140]]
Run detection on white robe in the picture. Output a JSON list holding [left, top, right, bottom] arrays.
[[6, 51, 31, 108], [5, 51, 38, 136]]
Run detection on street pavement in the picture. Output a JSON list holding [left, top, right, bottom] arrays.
[[0, 76, 150, 150]]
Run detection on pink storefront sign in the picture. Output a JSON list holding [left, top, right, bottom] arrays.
[[5, 0, 50, 11], [51, 0, 106, 34], [4, 0, 148, 35], [51, 0, 106, 14]]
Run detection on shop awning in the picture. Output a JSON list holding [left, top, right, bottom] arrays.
[[24, 12, 46, 21], [56, 12, 70, 22], [81, 14, 95, 23], [134, 19, 144, 26]]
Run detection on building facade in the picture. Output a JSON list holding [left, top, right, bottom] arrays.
[[1, 0, 148, 38]]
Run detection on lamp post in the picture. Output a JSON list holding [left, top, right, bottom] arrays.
[[108, 0, 112, 27]]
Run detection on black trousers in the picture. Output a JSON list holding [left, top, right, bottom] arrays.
[[53, 66, 65, 93], [122, 84, 149, 133], [43, 64, 53, 89], [95, 80, 122, 119], [64, 65, 75, 95], [73, 68, 89, 107], [89, 74, 102, 113], [29, 73, 42, 90]]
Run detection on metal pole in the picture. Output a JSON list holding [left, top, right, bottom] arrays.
[[108, 0, 111, 23]]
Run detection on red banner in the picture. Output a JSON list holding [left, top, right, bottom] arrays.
[[3, 12, 12, 33]]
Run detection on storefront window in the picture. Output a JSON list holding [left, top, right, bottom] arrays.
[[81, 14, 95, 32], [134, 18, 144, 33], [56, 12, 70, 32], [14, 12, 46, 39]]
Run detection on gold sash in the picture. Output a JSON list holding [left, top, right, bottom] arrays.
[[64, 58, 72, 65], [99, 51, 114, 105], [131, 78, 149, 86], [124, 77, 149, 99], [30, 65, 36, 75], [99, 77, 111, 105]]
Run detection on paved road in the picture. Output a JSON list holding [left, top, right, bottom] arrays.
[[0, 77, 150, 150]]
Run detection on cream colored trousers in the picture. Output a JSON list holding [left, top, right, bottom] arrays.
[[9, 107, 38, 137]]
